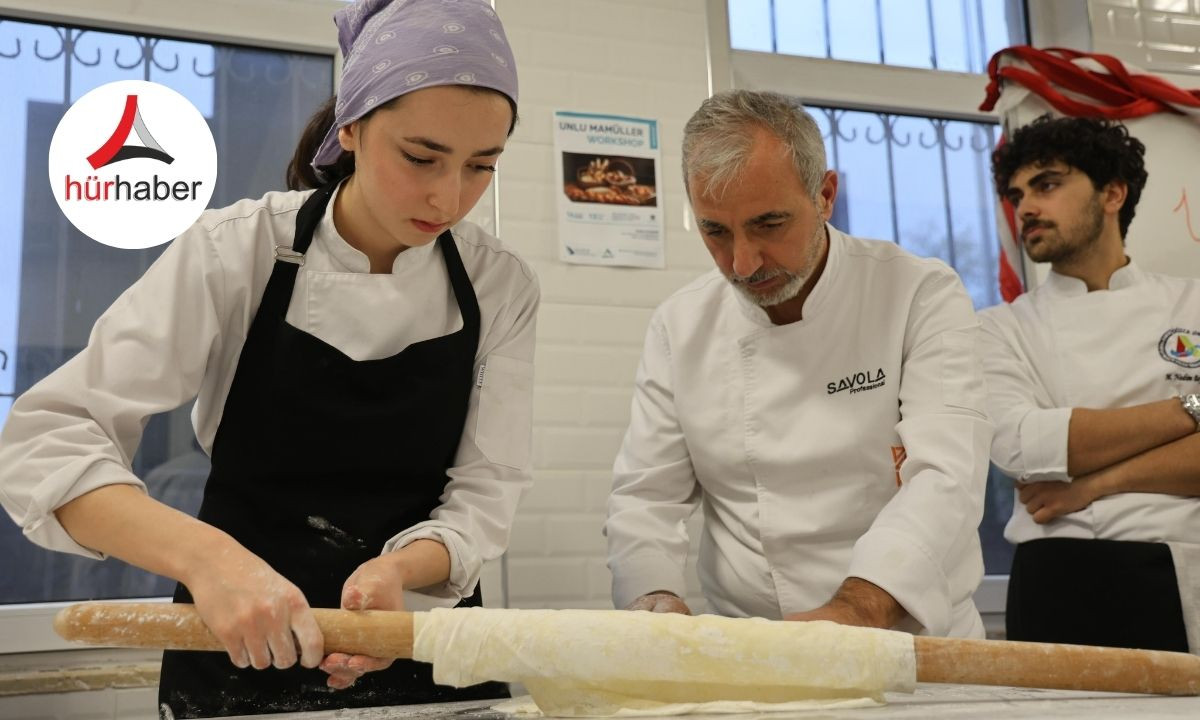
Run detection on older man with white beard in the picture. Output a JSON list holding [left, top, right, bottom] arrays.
[[604, 90, 992, 638]]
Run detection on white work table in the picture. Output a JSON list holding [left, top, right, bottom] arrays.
[[216, 684, 1200, 719]]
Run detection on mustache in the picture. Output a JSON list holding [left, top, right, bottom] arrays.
[[729, 267, 796, 286], [1021, 220, 1055, 238]]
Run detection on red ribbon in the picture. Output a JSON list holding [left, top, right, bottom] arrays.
[[979, 46, 1200, 119]]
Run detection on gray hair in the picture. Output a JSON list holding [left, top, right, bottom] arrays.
[[682, 90, 826, 201]]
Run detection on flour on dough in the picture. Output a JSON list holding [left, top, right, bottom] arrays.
[[493, 694, 881, 717], [412, 608, 916, 717]]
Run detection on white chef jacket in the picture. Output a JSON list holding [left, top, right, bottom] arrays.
[[606, 225, 991, 638], [979, 261, 1200, 546], [0, 184, 538, 608]]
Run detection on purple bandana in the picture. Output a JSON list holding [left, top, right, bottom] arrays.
[[311, 0, 519, 179]]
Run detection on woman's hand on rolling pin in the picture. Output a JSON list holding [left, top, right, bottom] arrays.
[[185, 541, 324, 672], [320, 554, 406, 690], [624, 590, 692, 614]]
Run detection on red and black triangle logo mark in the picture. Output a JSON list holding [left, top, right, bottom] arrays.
[[87, 94, 174, 169]]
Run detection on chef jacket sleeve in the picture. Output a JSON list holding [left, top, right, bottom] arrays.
[[604, 312, 701, 609], [845, 268, 992, 636], [383, 269, 540, 609], [977, 308, 1071, 482], [0, 229, 225, 559]]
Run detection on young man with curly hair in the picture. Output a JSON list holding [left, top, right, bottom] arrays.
[[983, 114, 1200, 652]]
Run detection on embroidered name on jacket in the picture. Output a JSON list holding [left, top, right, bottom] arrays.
[[827, 368, 886, 395]]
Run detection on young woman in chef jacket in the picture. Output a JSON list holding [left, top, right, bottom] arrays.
[[0, 0, 536, 716]]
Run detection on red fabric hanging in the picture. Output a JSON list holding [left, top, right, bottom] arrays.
[[997, 196, 1023, 303], [980, 46, 1200, 118]]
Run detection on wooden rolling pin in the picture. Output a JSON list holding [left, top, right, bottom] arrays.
[[54, 602, 414, 660], [55, 602, 1200, 696]]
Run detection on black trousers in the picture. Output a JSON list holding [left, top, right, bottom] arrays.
[[1007, 537, 1189, 652]]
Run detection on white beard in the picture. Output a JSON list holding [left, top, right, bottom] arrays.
[[730, 268, 809, 307], [727, 222, 824, 308]]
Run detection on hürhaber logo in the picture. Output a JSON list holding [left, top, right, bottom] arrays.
[[48, 80, 217, 250]]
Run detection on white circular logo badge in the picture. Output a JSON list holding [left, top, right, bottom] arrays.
[[48, 80, 217, 250]]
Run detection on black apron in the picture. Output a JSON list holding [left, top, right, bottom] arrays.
[[1007, 537, 1189, 652], [158, 183, 508, 718]]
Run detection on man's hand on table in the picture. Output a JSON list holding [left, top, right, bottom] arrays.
[[784, 577, 906, 629], [625, 590, 692, 615]]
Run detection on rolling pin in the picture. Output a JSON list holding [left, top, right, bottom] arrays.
[[55, 602, 1200, 696]]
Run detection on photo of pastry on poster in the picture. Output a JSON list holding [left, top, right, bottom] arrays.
[[553, 110, 664, 269], [562, 153, 657, 207]]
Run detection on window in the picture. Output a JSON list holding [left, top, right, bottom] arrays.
[[729, 0, 1025, 73], [0, 16, 333, 607], [714, 1, 1028, 593], [808, 106, 1001, 308]]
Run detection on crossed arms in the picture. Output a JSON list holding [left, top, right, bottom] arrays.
[[980, 313, 1200, 523]]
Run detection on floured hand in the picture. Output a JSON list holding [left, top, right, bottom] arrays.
[[185, 541, 323, 672], [625, 591, 692, 615], [321, 554, 405, 689]]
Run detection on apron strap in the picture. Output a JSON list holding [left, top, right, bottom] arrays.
[[291, 183, 338, 255], [436, 230, 481, 338], [256, 182, 339, 326]]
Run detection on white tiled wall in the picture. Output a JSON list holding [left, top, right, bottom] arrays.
[[493, 0, 713, 611], [1090, 0, 1200, 72]]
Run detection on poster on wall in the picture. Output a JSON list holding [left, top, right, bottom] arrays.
[[553, 110, 664, 268]]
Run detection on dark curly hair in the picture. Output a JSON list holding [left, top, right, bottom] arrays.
[[991, 115, 1148, 238]]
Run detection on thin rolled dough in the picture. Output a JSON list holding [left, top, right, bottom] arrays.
[[491, 694, 882, 717], [412, 608, 916, 716]]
